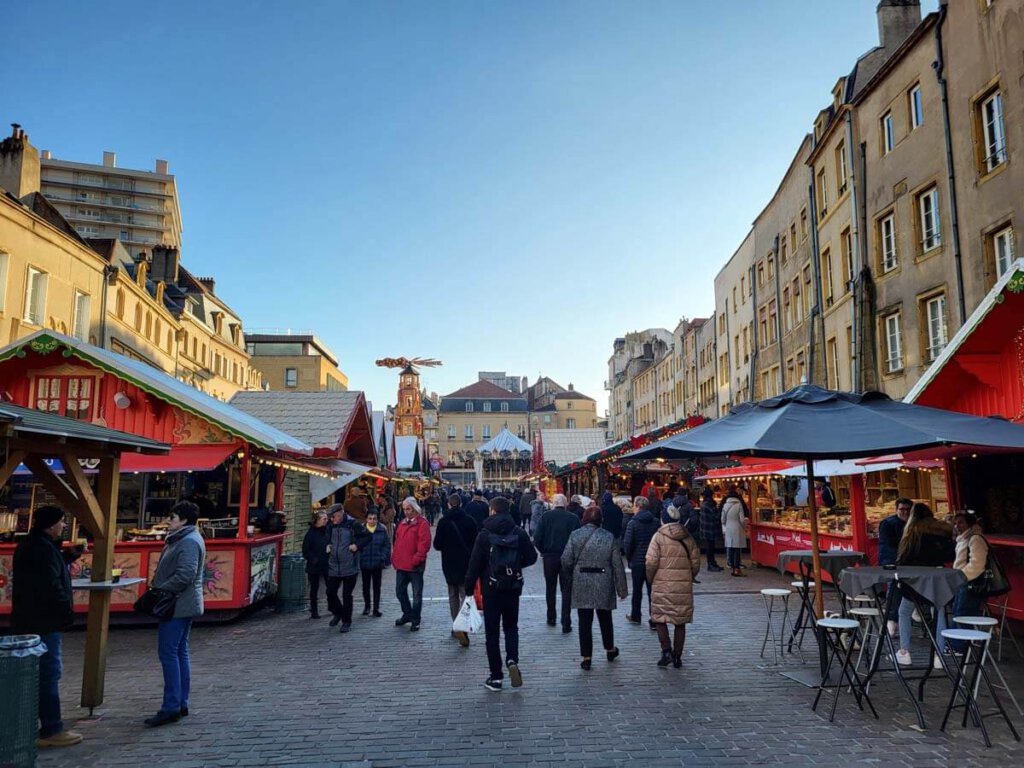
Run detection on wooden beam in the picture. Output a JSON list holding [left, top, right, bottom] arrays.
[[58, 452, 108, 541], [81, 455, 120, 711], [0, 449, 26, 488], [21, 455, 98, 534]]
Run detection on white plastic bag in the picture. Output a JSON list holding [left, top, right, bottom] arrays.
[[452, 596, 483, 634]]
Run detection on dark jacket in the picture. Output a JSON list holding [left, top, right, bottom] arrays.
[[601, 496, 624, 539], [464, 513, 537, 595], [464, 499, 490, 529], [532, 505, 581, 556], [11, 528, 74, 635], [152, 525, 207, 619], [566, 501, 584, 520], [877, 514, 905, 566], [623, 509, 659, 569], [327, 516, 368, 578], [699, 498, 719, 546], [302, 524, 330, 576], [359, 525, 392, 570], [519, 491, 536, 520], [433, 508, 479, 585]]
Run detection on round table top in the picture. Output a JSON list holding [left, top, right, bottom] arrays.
[[71, 577, 145, 591], [838, 566, 966, 609]]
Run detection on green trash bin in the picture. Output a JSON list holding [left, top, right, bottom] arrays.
[[276, 554, 308, 614], [0, 634, 46, 768]]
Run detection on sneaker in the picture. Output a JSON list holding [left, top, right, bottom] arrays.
[[895, 649, 912, 666], [911, 608, 922, 623], [886, 620, 898, 637], [672, 654, 682, 669], [484, 677, 503, 692], [455, 631, 470, 648], [606, 647, 620, 662], [37, 731, 83, 748], [508, 661, 523, 687]]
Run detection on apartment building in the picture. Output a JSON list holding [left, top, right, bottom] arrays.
[[714, 230, 756, 412], [245, 331, 348, 393], [695, 316, 718, 418], [438, 379, 529, 465], [605, 328, 672, 441], [39, 149, 182, 260]]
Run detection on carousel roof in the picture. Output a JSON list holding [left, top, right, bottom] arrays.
[[477, 427, 532, 454]]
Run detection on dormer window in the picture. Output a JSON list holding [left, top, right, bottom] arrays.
[[465, 402, 474, 413], [500, 402, 509, 413], [483, 401, 492, 412]]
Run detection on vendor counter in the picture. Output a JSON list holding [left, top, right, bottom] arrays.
[[749, 521, 878, 582], [0, 533, 284, 622]]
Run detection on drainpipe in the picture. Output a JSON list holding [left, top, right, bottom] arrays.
[[724, 296, 734, 409], [934, 0, 967, 325], [772, 234, 784, 393], [99, 265, 117, 349], [749, 263, 760, 398], [808, 174, 825, 386], [844, 110, 860, 391]]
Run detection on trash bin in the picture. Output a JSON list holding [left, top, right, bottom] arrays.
[[275, 554, 308, 614], [0, 634, 47, 768]]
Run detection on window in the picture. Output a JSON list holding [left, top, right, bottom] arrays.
[[882, 111, 895, 154], [33, 376, 95, 420], [566, 417, 576, 429], [72, 291, 90, 341], [543, 414, 551, 424], [767, 255, 775, 280], [447, 425, 456, 440], [918, 187, 942, 252], [783, 288, 792, 334], [482, 401, 492, 413], [821, 248, 834, 307], [802, 266, 812, 317], [465, 402, 474, 413], [482, 425, 491, 439], [836, 141, 848, 195], [757, 261, 765, 287], [465, 424, 474, 440], [884, 312, 903, 373], [285, 367, 297, 387], [0, 251, 8, 312], [23, 267, 47, 325], [732, 287, 737, 311], [800, 208, 808, 240], [759, 306, 768, 347], [841, 229, 854, 293], [518, 425, 527, 439], [740, 275, 746, 303], [791, 223, 798, 249], [924, 294, 948, 362], [767, 300, 778, 344], [880, 213, 897, 273], [817, 169, 829, 219], [909, 84, 923, 130], [780, 236, 788, 265], [980, 90, 1007, 172], [500, 401, 509, 413], [566, 400, 573, 409], [994, 226, 1016, 278]]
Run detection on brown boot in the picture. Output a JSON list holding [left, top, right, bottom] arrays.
[[37, 731, 83, 749]]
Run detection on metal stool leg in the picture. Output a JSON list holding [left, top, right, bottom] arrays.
[[783, 595, 805, 663], [761, 594, 779, 664], [981, 644, 1024, 717]]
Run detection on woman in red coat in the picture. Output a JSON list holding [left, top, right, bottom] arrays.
[[392, 497, 432, 631]]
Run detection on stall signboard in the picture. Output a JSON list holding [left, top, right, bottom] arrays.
[[750, 525, 875, 581], [249, 543, 278, 604]]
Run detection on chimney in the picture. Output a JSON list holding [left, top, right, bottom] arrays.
[[197, 277, 216, 293], [877, 0, 922, 51], [568, 383, 574, 392], [150, 244, 180, 283], [155, 159, 169, 175], [103, 151, 116, 168], [41, 149, 51, 160], [0, 123, 41, 199]]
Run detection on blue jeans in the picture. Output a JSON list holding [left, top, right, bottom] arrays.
[[898, 597, 948, 654], [38, 632, 63, 738], [947, 586, 983, 653], [395, 569, 424, 623], [158, 618, 192, 714], [726, 548, 742, 569]]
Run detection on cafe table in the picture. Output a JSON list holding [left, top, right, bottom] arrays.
[[838, 565, 966, 730]]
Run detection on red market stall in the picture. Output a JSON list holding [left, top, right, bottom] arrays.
[[907, 264, 1024, 619], [0, 331, 316, 621]]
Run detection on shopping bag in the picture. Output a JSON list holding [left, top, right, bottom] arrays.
[[453, 596, 483, 634]]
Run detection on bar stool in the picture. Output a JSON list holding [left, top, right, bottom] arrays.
[[939, 628, 1021, 748], [849, 606, 883, 681], [953, 616, 1023, 717], [788, 581, 815, 652], [761, 588, 800, 665], [813, 617, 877, 723]]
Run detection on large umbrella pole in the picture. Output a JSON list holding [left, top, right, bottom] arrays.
[[805, 459, 824, 618]]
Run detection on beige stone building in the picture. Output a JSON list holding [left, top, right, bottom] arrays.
[[39, 148, 182, 260], [714, 230, 756, 412], [245, 331, 348, 393], [438, 379, 529, 465], [695, 316, 718, 418], [0, 126, 258, 401], [605, 328, 672, 441]]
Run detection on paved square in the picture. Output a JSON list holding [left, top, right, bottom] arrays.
[[36, 555, 1023, 767]]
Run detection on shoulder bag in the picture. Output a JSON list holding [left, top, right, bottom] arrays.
[[966, 535, 1011, 598], [133, 586, 177, 619]]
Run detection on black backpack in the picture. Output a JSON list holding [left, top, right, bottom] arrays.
[[487, 531, 524, 592]]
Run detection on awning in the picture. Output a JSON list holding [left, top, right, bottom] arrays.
[[695, 460, 799, 481], [309, 460, 372, 503], [119, 444, 238, 473]]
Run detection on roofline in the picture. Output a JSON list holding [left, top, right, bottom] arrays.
[[713, 228, 756, 283], [851, 13, 939, 107], [752, 134, 814, 224], [40, 157, 176, 181], [806, 104, 850, 165]]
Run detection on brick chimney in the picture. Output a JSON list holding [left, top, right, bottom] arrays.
[[197, 277, 216, 293], [150, 244, 180, 284], [877, 0, 922, 51], [0, 123, 40, 199]]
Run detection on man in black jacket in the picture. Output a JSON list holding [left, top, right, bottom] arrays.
[[464, 490, 490, 529], [464, 496, 537, 692], [433, 493, 479, 647], [532, 496, 581, 633], [12, 505, 83, 749]]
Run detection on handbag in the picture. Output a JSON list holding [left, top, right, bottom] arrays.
[[966, 536, 1011, 598], [133, 587, 177, 619]]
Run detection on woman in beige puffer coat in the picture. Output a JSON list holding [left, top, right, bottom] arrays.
[[646, 505, 701, 668]]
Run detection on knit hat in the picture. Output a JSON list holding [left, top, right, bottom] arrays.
[[702, 487, 715, 501], [665, 504, 681, 522], [33, 505, 65, 530]]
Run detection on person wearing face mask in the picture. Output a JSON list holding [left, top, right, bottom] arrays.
[[12, 505, 83, 749], [145, 500, 207, 727]]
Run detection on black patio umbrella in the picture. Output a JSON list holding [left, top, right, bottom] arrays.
[[622, 384, 1024, 616]]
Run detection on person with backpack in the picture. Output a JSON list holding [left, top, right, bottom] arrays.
[[433, 493, 479, 647], [561, 503, 628, 670], [464, 496, 538, 692], [532, 490, 581, 633]]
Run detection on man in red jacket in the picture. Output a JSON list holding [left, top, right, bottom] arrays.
[[392, 496, 432, 631]]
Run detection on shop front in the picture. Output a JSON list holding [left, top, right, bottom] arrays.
[[0, 331, 316, 621]]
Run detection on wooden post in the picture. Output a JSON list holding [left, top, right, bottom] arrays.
[[81, 455, 120, 711], [237, 445, 251, 539], [274, 466, 285, 510], [806, 459, 824, 619]]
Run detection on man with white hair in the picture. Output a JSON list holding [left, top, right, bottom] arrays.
[[532, 493, 580, 633], [392, 496, 431, 631]]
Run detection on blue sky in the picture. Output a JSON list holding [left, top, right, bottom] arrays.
[[4, 1, 937, 414]]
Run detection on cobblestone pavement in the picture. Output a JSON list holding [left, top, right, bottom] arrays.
[[37, 551, 1024, 767]]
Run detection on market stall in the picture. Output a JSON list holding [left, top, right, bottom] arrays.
[[0, 331, 315, 621]]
